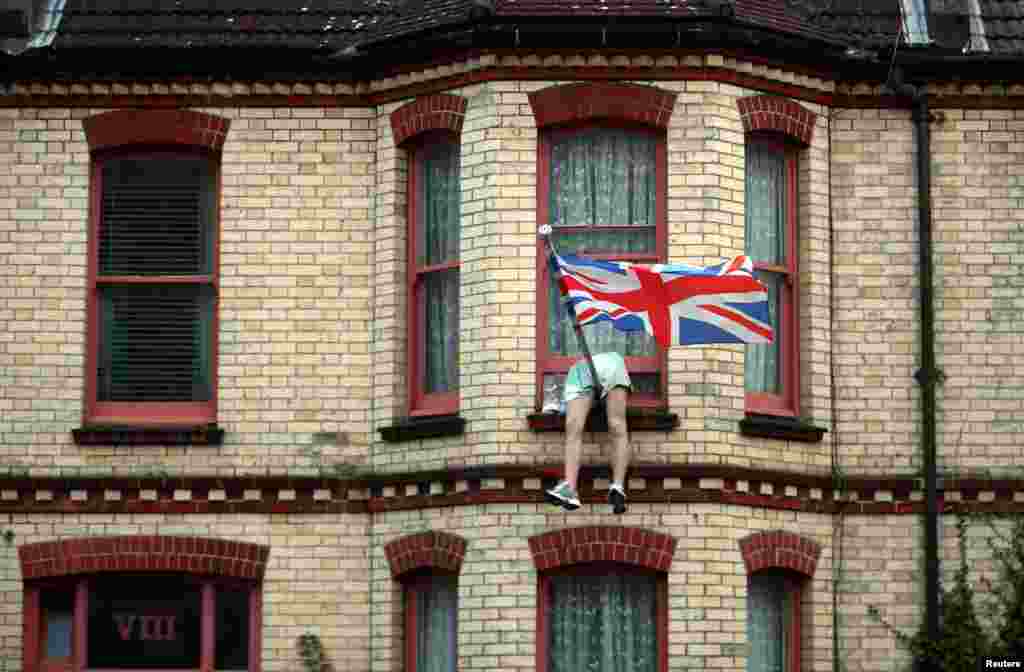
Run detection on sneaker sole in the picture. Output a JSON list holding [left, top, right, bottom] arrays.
[[545, 489, 581, 511], [608, 492, 627, 515]]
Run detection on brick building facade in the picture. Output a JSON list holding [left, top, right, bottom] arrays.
[[1, 1, 1023, 671]]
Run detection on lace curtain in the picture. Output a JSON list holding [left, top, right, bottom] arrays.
[[747, 571, 792, 672], [413, 574, 458, 672], [548, 571, 657, 672], [418, 141, 460, 394], [547, 128, 659, 361], [744, 142, 785, 394]]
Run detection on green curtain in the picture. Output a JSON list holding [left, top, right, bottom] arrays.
[[414, 574, 458, 672], [744, 143, 785, 394], [548, 571, 657, 672], [418, 141, 460, 394], [747, 572, 791, 672], [547, 129, 658, 361]]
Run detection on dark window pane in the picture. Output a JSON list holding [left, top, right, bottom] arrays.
[[411, 574, 457, 672], [88, 575, 201, 669], [747, 571, 791, 672], [98, 284, 214, 402], [548, 569, 657, 672], [41, 589, 73, 659], [421, 268, 459, 394], [417, 141, 460, 267], [100, 157, 213, 276], [745, 271, 782, 394], [745, 143, 787, 266], [215, 586, 250, 670]]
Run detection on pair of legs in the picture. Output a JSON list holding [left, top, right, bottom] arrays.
[[560, 385, 630, 494]]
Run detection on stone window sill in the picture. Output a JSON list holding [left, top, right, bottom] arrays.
[[379, 415, 466, 443], [739, 414, 827, 443], [527, 407, 678, 433], [72, 424, 225, 446]]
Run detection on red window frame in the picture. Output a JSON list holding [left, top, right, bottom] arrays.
[[23, 575, 261, 672], [402, 569, 458, 672], [535, 561, 668, 672], [747, 570, 803, 672], [744, 135, 800, 417], [406, 131, 460, 417], [535, 122, 669, 409], [83, 147, 220, 427]]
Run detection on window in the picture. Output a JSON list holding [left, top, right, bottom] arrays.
[[28, 574, 259, 671], [540, 562, 665, 672], [537, 126, 667, 406], [744, 137, 799, 416], [408, 133, 460, 416], [747, 570, 802, 672], [86, 151, 218, 425], [899, 0, 930, 45], [403, 570, 457, 672]]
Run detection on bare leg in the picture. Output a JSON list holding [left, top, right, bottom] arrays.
[[605, 387, 631, 487], [563, 395, 593, 491]]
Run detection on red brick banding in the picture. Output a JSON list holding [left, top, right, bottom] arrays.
[[384, 530, 467, 577], [528, 526, 676, 572], [83, 109, 231, 152], [389, 93, 468, 146], [737, 95, 816, 146], [528, 82, 677, 129], [18, 535, 269, 581], [739, 530, 821, 577]]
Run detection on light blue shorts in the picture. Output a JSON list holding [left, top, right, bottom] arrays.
[[562, 352, 633, 403]]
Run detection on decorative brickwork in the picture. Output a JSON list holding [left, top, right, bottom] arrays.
[[389, 93, 468, 146], [739, 530, 821, 577], [737, 95, 817, 146], [527, 82, 677, 129], [18, 535, 270, 580], [384, 530, 467, 577], [528, 526, 676, 572], [83, 109, 231, 151]]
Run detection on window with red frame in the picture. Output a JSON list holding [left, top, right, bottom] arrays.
[[747, 569, 802, 672], [26, 574, 258, 671], [403, 570, 457, 672], [87, 152, 218, 426], [537, 126, 667, 407], [408, 133, 460, 416], [538, 562, 667, 672], [744, 137, 799, 416]]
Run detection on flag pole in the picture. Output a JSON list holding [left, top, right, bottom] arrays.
[[539, 225, 602, 400]]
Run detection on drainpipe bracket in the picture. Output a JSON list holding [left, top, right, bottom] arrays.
[[913, 367, 945, 386]]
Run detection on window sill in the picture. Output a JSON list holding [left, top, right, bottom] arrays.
[[379, 415, 466, 443], [739, 414, 827, 443], [72, 424, 225, 446], [527, 407, 678, 433]]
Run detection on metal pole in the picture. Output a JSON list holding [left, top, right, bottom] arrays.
[[540, 226, 602, 399]]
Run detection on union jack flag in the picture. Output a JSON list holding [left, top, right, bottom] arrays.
[[550, 252, 774, 349]]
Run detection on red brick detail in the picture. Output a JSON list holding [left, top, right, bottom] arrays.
[[528, 82, 677, 129], [527, 526, 676, 572], [384, 530, 467, 578], [83, 110, 231, 152], [18, 536, 269, 581], [389, 93, 468, 146], [739, 530, 821, 577], [736, 95, 817, 146]]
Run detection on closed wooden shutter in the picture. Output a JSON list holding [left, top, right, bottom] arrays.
[[96, 156, 215, 404]]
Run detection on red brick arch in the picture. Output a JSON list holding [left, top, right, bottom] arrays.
[[528, 82, 677, 129], [18, 535, 269, 581], [389, 93, 468, 146], [739, 530, 821, 577], [528, 526, 676, 572], [384, 530, 467, 577], [83, 109, 230, 152], [737, 95, 817, 146]]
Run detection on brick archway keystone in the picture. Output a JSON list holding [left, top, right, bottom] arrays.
[[384, 530, 467, 577], [739, 530, 821, 577], [84, 109, 230, 152], [389, 93, 468, 146], [737, 95, 817, 146], [19, 535, 269, 580], [528, 526, 676, 572], [528, 82, 677, 129]]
